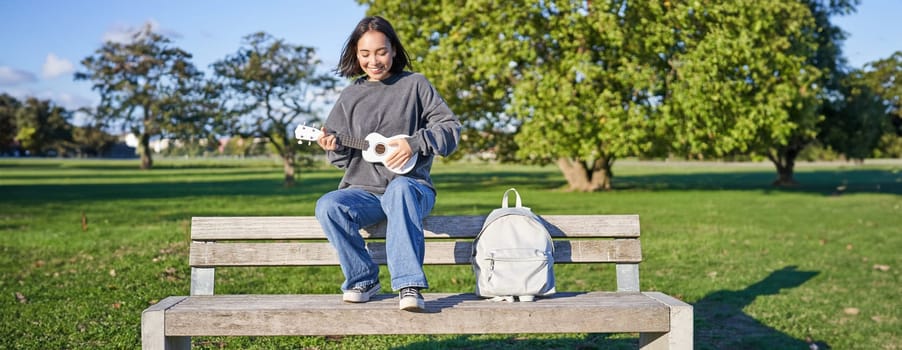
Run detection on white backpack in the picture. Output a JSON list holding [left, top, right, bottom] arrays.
[[471, 188, 556, 301]]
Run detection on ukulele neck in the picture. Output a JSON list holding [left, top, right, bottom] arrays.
[[336, 135, 368, 150]]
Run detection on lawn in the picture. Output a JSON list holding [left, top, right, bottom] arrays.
[[1, 158, 900, 349]]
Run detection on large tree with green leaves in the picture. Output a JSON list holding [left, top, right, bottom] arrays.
[[763, 0, 859, 183], [212, 32, 338, 187], [364, 1, 666, 191], [361, 2, 528, 163], [507, 2, 664, 191], [663, 0, 826, 186], [75, 23, 205, 169], [365, 0, 833, 190]]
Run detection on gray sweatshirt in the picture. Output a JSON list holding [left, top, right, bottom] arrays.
[[324, 72, 461, 194]]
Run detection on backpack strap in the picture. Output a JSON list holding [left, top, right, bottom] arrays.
[[501, 188, 522, 208]]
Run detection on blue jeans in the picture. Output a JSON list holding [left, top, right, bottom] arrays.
[[315, 177, 435, 292]]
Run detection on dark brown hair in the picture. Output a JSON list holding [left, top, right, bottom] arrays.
[[336, 16, 411, 78]]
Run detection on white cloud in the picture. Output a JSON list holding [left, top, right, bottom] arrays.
[[103, 22, 141, 44], [0, 66, 37, 86], [102, 19, 182, 44], [42, 53, 75, 79]]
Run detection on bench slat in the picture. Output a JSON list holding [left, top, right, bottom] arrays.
[[190, 215, 640, 240], [163, 292, 670, 336], [189, 240, 642, 267]]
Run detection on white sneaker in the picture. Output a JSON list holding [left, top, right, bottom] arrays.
[[399, 287, 425, 311], [342, 282, 381, 303]]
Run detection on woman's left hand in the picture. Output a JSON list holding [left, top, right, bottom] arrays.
[[386, 138, 413, 170]]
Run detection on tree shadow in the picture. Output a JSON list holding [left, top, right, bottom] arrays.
[[429, 166, 901, 196], [613, 168, 900, 196], [387, 333, 637, 350], [5, 163, 897, 207], [432, 170, 566, 192], [389, 266, 825, 349], [1, 177, 338, 203], [693, 265, 827, 350]]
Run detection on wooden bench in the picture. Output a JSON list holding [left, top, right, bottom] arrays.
[[141, 215, 693, 349]]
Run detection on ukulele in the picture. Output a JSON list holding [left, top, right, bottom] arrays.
[[294, 124, 418, 174]]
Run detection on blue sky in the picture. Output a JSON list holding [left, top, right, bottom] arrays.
[[0, 0, 367, 113], [0, 0, 899, 115]]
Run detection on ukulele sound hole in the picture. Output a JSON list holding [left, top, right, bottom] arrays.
[[374, 143, 386, 155]]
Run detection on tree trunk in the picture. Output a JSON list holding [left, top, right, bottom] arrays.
[[139, 132, 153, 170], [768, 147, 801, 187], [773, 163, 796, 186], [282, 151, 296, 187], [556, 156, 613, 192]]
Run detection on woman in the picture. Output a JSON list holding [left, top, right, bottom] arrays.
[[314, 16, 461, 312]]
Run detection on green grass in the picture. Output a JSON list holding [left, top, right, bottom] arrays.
[[1, 158, 900, 349]]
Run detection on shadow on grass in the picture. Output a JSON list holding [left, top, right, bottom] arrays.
[[611, 168, 900, 196], [429, 166, 900, 196], [4, 163, 898, 205], [432, 171, 566, 192], [1, 177, 339, 203], [693, 266, 826, 350], [389, 333, 637, 350], [0, 168, 280, 181], [0, 158, 280, 170], [384, 267, 823, 350]]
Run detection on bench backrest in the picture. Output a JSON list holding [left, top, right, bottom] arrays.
[[188, 215, 642, 295]]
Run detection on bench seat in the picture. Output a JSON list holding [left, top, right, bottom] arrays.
[[149, 292, 683, 336]]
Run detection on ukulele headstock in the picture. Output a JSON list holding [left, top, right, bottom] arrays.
[[294, 124, 323, 144]]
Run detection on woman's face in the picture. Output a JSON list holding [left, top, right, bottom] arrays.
[[356, 30, 395, 81]]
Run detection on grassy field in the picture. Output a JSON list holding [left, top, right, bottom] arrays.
[[1, 157, 900, 349]]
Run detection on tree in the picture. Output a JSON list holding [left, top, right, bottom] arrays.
[[15, 97, 73, 156], [757, 0, 859, 184], [71, 124, 116, 158], [866, 52, 902, 127], [663, 0, 825, 186], [212, 32, 338, 187], [508, 2, 664, 191], [361, 2, 526, 163], [75, 23, 205, 169], [649, 0, 857, 185], [71, 107, 117, 158], [862, 52, 902, 157], [364, 1, 666, 191], [0, 93, 21, 154], [819, 68, 888, 161]]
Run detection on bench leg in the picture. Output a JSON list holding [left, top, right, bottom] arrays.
[[142, 296, 191, 350], [640, 292, 693, 350], [142, 336, 190, 350]]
